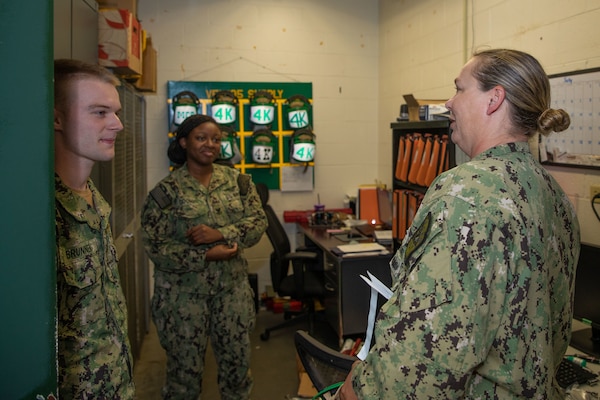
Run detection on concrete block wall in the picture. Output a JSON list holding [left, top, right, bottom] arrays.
[[137, 0, 600, 294], [137, 0, 379, 293], [377, 0, 600, 247]]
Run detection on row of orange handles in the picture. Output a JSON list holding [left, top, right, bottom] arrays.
[[395, 133, 450, 187], [392, 189, 424, 241]]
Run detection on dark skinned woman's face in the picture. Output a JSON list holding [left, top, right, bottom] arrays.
[[179, 122, 222, 166]]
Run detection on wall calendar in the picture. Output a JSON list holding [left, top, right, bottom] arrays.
[[541, 67, 600, 170]]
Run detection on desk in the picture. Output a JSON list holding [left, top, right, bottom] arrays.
[[298, 224, 393, 345], [566, 320, 600, 395]]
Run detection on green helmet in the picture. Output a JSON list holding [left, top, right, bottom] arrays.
[[249, 90, 275, 126], [218, 124, 242, 164], [285, 94, 311, 129], [251, 128, 277, 164], [211, 90, 238, 125], [172, 91, 199, 127], [291, 127, 316, 163]]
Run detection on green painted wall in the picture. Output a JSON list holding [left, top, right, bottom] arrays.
[[0, 0, 57, 398]]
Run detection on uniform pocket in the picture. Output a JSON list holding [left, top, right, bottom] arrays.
[[59, 239, 101, 289]]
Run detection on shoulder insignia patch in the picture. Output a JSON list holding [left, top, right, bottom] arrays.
[[404, 212, 432, 262], [150, 186, 171, 209]]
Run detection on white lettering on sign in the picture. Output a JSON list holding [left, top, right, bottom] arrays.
[[288, 109, 309, 128], [250, 105, 275, 124], [174, 105, 197, 125], [212, 104, 236, 124], [253, 145, 274, 163], [293, 143, 315, 162]]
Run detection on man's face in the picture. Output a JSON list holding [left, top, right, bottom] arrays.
[[54, 78, 123, 165]]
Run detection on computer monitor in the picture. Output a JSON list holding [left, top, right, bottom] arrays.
[[570, 243, 600, 357]]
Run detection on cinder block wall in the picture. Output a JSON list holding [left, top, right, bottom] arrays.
[[377, 0, 600, 247], [138, 0, 379, 293], [137, 0, 600, 294]]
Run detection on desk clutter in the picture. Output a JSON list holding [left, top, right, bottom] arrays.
[[334, 242, 388, 256], [283, 208, 353, 228]]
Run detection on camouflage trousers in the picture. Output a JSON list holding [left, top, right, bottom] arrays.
[[152, 279, 256, 400]]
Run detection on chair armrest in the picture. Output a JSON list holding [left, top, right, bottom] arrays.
[[294, 330, 357, 392]]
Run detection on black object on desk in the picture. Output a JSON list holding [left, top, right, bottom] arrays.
[[331, 230, 366, 242], [556, 357, 599, 388]]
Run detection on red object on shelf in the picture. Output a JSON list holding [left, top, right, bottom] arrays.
[[283, 208, 353, 223]]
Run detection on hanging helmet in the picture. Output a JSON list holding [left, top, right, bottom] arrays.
[[285, 94, 311, 129], [249, 90, 275, 126], [218, 124, 242, 164], [290, 127, 316, 163], [251, 128, 277, 164], [211, 90, 238, 125], [172, 91, 200, 127]]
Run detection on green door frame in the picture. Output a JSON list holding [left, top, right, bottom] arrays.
[[0, 1, 57, 398]]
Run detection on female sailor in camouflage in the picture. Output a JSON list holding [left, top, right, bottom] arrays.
[[340, 49, 580, 399], [141, 114, 267, 399]]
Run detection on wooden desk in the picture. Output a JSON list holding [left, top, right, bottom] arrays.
[[298, 224, 394, 345]]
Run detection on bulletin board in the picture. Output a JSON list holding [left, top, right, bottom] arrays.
[[541, 67, 600, 170], [167, 81, 314, 190]]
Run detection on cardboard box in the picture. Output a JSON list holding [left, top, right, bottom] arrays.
[[296, 352, 318, 397], [298, 371, 318, 398], [98, 9, 142, 76], [96, 0, 137, 16], [134, 36, 157, 92], [403, 94, 447, 122]]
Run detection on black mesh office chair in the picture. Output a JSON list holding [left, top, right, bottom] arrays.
[[294, 330, 356, 395], [255, 183, 326, 341]]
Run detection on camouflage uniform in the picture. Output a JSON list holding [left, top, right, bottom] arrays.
[[352, 142, 580, 399], [55, 175, 135, 400], [141, 164, 267, 400]]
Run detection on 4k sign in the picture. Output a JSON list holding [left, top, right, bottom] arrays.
[[293, 143, 315, 162], [288, 109, 309, 129], [220, 141, 234, 160], [250, 105, 275, 125], [212, 104, 236, 124]]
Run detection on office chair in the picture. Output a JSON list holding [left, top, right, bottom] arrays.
[[294, 330, 356, 396], [255, 183, 326, 341]]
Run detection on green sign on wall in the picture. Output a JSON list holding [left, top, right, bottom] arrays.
[[167, 81, 314, 190]]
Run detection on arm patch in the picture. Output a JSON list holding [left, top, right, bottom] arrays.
[[149, 186, 172, 209]]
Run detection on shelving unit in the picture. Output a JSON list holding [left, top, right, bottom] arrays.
[[390, 120, 454, 249]]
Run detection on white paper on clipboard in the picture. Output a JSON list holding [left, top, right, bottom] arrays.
[[280, 165, 314, 192]]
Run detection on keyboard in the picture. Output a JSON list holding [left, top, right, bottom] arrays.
[[556, 357, 599, 388]]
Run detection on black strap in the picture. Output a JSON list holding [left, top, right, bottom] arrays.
[[237, 174, 251, 196], [150, 185, 171, 209]]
